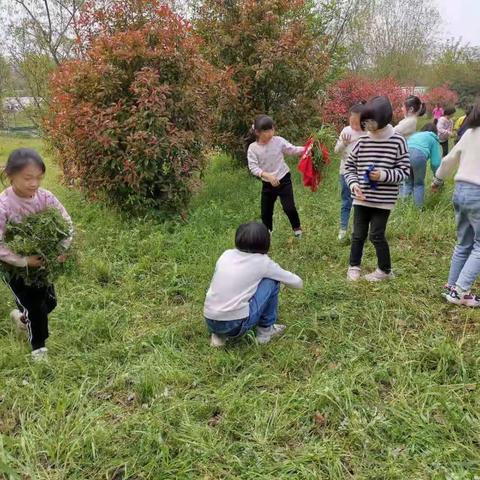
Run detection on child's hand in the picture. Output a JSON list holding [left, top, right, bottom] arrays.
[[369, 170, 382, 182], [26, 255, 44, 267], [341, 133, 352, 145], [352, 185, 366, 201], [262, 172, 280, 187], [57, 254, 68, 263]]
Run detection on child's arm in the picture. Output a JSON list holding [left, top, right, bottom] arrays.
[[46, 193, 74, 250], [247, 146, 263, 178], [429, 142, 442, 175], [377, 139, 410, 184], [334, 128, 349, 154], [434, 135, 463, 185], [265, 258, 303, 289], [0, 208, 28, 267], [280, 137, 304, 156], [344, 142, 365, 199]]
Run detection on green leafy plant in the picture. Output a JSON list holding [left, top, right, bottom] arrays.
[[1, 208, 72, 286]]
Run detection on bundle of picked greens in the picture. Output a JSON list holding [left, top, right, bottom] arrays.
[[1, 208, 72, 287], [298, 125, 337, 192]]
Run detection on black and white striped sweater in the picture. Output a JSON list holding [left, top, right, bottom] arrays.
[[344, 125, 410, 210]]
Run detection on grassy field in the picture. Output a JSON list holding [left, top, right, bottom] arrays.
[[0, 132, 480, 480]]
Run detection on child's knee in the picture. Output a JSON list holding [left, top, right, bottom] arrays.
[[369, 232, 386, 244]]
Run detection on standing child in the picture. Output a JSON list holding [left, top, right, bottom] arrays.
[[0, 148, 73, 360], [400, 123, 442, 208], [204, 222, 303, 347], [344, 96, 410, 282], [432, 103, 480, 307], [246, 115, 305, 237], [437, 106, 456, 156], [432, 104, 444, 124], [394, 95, 427, 139], [334, 102, 365, 240]]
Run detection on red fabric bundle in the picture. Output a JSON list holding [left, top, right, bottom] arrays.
[[297, 138, 330, 192]]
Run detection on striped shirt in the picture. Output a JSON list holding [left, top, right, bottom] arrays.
[[344, 125, 410, 210]]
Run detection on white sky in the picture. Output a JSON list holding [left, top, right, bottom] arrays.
[[436, 0, 480, 46]]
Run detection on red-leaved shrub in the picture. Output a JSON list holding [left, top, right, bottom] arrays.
[[323, 75, 406, 131], [423, 84, 459, 112], [45, 0, 232, 212]]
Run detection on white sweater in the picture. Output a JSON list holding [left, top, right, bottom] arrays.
[[204, 249, 303, 321], [435, 128, 480, 186], [334, 126, 364, 174], [394, 116, 417, 139], [248, 136, 304, 181]]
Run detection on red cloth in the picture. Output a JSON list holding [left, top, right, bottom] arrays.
[[297, 138, 330, 192]]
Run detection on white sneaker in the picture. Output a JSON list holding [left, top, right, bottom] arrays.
[[294, 229, 303, 239], [256, 324, 286, 344], [338, 229, 347, 241], [347, 266, 362, 281], [10, 309, 27, 330], [210, 333, 227, 347], [31, 347, 48, 361], [364, 269, 395, 282]]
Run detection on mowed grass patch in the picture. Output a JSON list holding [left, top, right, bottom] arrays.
[[0, 134, 480, 479]]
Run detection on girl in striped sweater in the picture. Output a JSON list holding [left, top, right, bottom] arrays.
[[344, 96, 410, 282]]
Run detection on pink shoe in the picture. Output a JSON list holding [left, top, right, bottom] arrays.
[[347, 266, 362, 281], [364, 269, 394, 282], [446, 288, 480, 307]]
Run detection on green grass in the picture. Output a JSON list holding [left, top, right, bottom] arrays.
[[1, 133, 480, 479]]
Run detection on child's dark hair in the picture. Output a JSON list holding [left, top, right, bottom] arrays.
[[405, 95, 426, 116], [1, 148, 46, 184], [349, 101, 366, 115], [464, 101, 480, 129], [360, 96, 393, 130], [421, 123, 437, 134], [235, 222, 270, 254], [444, 105, 456, 116], [244, 115, 275, 152]]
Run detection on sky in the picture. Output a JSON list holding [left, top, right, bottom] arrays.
[[436, 0, 480, 46]]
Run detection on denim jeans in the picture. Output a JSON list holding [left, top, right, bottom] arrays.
[[205, 279, 280, 337], [400, 148, 428, 208], [339, 174, 353, 230], [447, 182, 480, 291]]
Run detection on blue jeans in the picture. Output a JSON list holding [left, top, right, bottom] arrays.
[[339, 174, 353, 230], [205, 279, 280, 337], [400, 148, 427, 208], [447, 182, 480, 291]]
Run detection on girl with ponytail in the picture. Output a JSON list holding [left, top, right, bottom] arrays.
[[394, 95, 426, 139]]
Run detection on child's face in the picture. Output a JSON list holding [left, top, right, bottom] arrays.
[[257, 128, 274, 143], [10, 164, 44, 198], [349, 113, 361, 131], [363, 119, 379, 132]]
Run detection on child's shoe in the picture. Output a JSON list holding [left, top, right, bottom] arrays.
[[210, 333, 227, 347], [31, 347, 48, 362], [364, 269, 394, 282], [446, 288, 480, 307], [338, 229, 347, 241], [10, 309, 27, 330], [293, 229, 303, 239], [256, 324, 286, 344], [347, 266, 362, 281], [442, 284, 453, 298]]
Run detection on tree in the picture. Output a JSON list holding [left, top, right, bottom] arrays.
[[194, 0, 334, 160], [45, 0, 232, 212], [323, 74, 406, 131], [0, 55, 12, 128], [340, 0, 440, 84], [0, 0, 84, 125]]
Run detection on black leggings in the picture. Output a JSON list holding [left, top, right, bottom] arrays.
[[8, 277, 57, 350], [349, 205, 391, 273], [261, 173, 301, 231], [440, 140, 449, 157]]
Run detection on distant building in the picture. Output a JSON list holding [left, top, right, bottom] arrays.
[[3, 96, 35, 112], [401, 86, 428, 96]]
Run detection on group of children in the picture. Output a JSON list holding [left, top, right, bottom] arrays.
[[205, 95, 480, 347], [1, 96, 479, 356]]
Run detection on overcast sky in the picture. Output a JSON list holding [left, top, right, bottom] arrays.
[[436, 0, 480, 46]]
